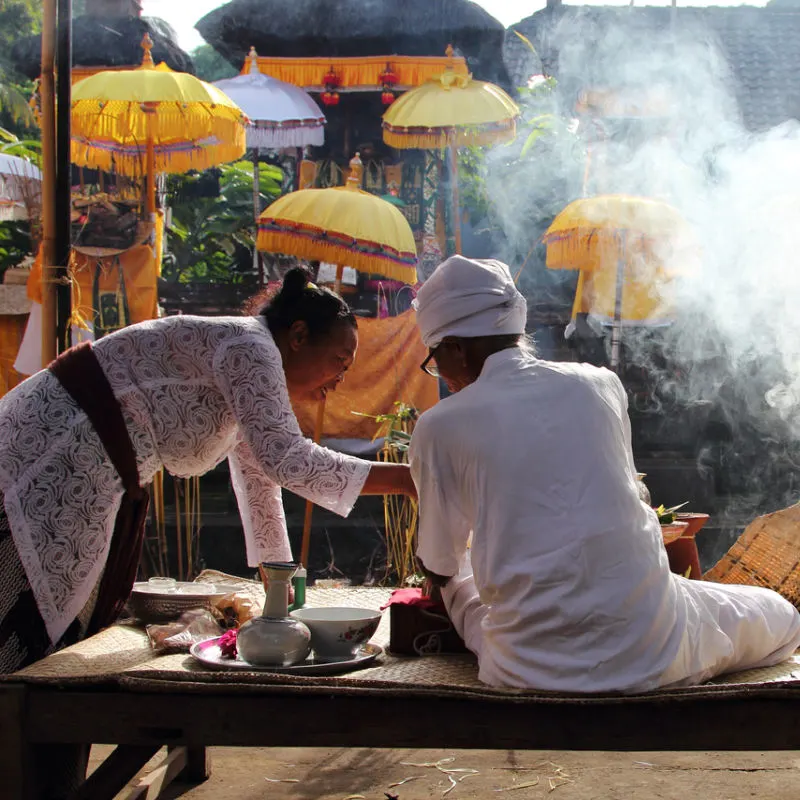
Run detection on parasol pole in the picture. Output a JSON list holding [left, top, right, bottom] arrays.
[[252, 149, 263, 283], [40, 0, 57, 365], [299, 262, 344, 568], [610, 233, 626, 371], [145, 104, 156, 216], [448, 133, 462, 255], [140, 35, 157, 217]]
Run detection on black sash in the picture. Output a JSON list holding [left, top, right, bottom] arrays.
[[49, 341, 149, 635]]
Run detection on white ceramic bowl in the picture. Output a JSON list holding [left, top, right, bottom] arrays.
[[289, 606, 381, 661]]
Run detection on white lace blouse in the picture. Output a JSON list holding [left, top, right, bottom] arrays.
[[0, 315, 371, 644]]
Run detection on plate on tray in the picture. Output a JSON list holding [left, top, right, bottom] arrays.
[[189, 637, 383, 676]]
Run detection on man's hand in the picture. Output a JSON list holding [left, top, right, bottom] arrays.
[[419, 559, 451, 589]]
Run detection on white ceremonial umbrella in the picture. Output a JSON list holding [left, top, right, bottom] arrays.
[[0, 153, 42, 220], [215, 47, 327, 277]]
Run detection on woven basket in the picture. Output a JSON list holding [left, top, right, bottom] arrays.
[[703, 504, 800, 608]]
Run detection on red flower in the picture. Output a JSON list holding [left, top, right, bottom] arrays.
[[218, 629, 238, 659]]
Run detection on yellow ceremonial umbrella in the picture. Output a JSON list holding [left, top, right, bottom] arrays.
[[257, 153, 417, 289], [543, 194, 700, 369], [70, 34, 248, 215], [382, 46, 519, 254], [258, 152, 417, 567]]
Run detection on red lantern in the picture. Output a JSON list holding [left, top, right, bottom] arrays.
[[381, 90, 395, 106], [322, 91, 340, 107], [322, 68, 341, 89], [379, 67, 398, 87]]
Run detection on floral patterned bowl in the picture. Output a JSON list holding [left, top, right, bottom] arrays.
[[289, 606, 381, 662]]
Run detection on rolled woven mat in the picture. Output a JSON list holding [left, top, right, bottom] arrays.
[[704, 504, 800, 608]]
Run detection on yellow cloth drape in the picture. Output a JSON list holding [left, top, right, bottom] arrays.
[[27, 212, 164, 325], [0, 315, 28, 396], [246, 55, 469, 91], [293, 309, 439, 440]]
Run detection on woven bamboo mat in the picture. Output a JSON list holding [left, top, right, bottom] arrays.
[[704, 505, 800, 608], [6, 571, 800, 702]]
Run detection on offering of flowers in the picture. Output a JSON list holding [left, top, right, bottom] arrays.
[[654, 502, 688, 525], [218, 629, 239, 659]]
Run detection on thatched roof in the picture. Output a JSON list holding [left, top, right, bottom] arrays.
[[12, 15, 194, 80], [196, 0, 510, 86], [504, 5, 800, 132]]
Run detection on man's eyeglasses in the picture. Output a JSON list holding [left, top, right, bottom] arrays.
[[420, 344, 442, 378]]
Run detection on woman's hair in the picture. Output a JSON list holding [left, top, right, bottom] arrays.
[[245, 266, 357, 341]]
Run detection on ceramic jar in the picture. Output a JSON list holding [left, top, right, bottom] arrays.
[[236, 562, 311, 667]]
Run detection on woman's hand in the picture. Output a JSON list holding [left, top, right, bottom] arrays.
[[361, 462, 416, 498]]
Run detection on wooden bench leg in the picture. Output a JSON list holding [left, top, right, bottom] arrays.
[[0, 685, 36, 800], [177, 746, 210, 784], [70, 745, 161, 800], [121, 747, 209, 800]]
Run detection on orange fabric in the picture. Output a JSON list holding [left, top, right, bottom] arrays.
[[0, 315, 28, 397], [27, 212, 163, 326], [246, 55, 469, 91], [293, 309, 439, 440]]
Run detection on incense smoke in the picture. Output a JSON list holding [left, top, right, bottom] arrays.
[[483, 10, 800, 527]]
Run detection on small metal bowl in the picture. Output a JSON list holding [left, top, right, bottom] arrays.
[[129, 582, 231, 623]]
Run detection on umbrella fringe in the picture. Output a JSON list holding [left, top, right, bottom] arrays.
[[257, 230, 417, 285], [382, 120, 516, 150]]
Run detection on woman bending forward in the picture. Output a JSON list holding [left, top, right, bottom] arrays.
[[0, 268, 414, 673]]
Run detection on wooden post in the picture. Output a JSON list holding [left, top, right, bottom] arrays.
[[298, 263, 345, 568], [40, 0, 58, 366], [55, 0, 73, 353]]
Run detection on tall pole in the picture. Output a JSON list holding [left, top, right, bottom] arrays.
[[448, 137, 462, 255], [55, 0, 73, 353], [40, 0, 57, 366], [299, 262, 344, 568]]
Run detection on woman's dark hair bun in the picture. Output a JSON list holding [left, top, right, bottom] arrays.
[[280, 266, 310, 301], [246, 264, 357, 341]]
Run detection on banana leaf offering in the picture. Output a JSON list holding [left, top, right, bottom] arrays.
[[654, 502, 688, 525]]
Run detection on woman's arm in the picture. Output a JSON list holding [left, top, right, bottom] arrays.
[[360, 462, 416, 498]]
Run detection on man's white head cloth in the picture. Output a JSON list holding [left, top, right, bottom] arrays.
[[413, 256, 527, 348]]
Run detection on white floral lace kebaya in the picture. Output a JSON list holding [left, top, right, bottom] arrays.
[[0, 315, 370, 644]]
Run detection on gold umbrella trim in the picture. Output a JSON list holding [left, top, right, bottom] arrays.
[[382, 118, 517, 150], [257, 220, 417, 284]]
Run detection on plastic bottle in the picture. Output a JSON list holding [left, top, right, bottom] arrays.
[[289, 565, 307, 611]]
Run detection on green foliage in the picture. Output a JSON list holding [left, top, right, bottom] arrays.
[[191, 44, 238, 83], [0, 220, 32, 277], [0, 126, 41, 163], [0, 128, 41, 276], [163, 159, 283, 284], [0, 0, 40, 134]]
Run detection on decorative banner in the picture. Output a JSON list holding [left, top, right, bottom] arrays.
[[292, 309, 439, 440]]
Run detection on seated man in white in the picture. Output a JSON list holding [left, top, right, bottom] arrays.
[[409, 255, 800, 693]]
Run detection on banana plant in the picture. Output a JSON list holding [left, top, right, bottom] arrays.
[[163, 160, 283, 284]]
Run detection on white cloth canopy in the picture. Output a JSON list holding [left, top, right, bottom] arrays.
[[214, 49, 326, 151], [413, 256, 527, 348]]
